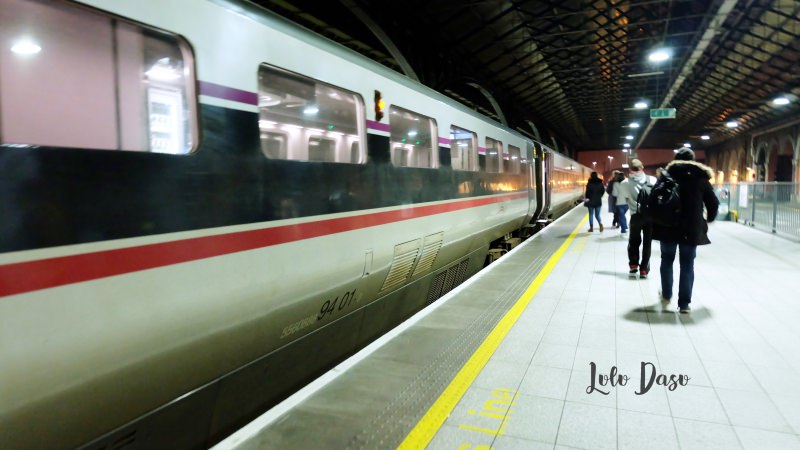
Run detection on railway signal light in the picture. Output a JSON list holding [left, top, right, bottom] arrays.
[[374, 90, 385, 121]]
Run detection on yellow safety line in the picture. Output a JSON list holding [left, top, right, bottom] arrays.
[[397, 214, 588, 450]]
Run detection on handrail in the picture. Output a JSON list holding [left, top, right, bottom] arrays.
[[722, 182, 800, 241]]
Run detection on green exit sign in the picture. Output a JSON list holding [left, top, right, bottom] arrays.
[[650, 108, 676, 119], [628, 153, 638, 158]]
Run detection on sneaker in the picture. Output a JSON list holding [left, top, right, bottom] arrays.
[[659, 290, 671, 302], [599, 223, 604, 232], [629, 265, 638, 277], [639, 269, 648, 279], [621, 230, 628, 234], [679, 305, 691, 314], [588, 227, 593, 232]]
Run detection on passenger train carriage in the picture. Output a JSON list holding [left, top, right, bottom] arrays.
[[0, 0, 588, 448]]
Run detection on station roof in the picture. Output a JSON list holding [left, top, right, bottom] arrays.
[[253, 0, 800, 153]]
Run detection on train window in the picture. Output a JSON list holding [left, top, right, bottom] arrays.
[[449, 125, 477, 171], [309, 136, 336, 162], [389, 105, 438, 168], [0, 0, 197, 153], [258, 64, 366, 163], [507, 145, 521, 174], [485, 137, 502, 173], [262, 132, 288, 159]]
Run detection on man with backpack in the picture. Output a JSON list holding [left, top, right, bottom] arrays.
[[651, 148, 719, 314], [622, 159, 657, 278]]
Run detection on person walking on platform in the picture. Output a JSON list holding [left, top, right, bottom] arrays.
[[612, 171, 629, 234], [606, 170, 622, 228], [652, 148, 719, 314], [621, 159, 656, 278], [584, 171, 605, 232]]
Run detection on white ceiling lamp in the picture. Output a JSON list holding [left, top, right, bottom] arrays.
[[772, 96, 790, 106], [625, 135, 634, 140], [648, 48, 671, 62], [634, 101, 648, 109], [700, 135, 710, 140], [684, 142, 691, 147], [623, 143, 630, 148], [726, 121, 739, 128], [629, 122, 640, 128]]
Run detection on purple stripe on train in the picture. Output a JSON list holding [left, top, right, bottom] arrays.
[[478, 146, 486, 155], [366, 120, 390, 132], [438, 137, 451, 145], [198, 81, 258, 105]]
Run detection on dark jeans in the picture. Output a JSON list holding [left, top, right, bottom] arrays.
[[628, 213, 653, 270], [660, 241, 697, 307], [610, 200, 619, 225], [616, 205, 629, 232], [587, 206, 602, 228]]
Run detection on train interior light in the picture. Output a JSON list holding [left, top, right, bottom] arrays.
[[11, 38, 41, 55]]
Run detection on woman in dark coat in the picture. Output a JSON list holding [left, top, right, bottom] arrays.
[[606, 170, 622, 227], [584, 171, 605, 232], [652, 148, 719, 313]]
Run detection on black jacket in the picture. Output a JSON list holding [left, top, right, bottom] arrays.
[[584, 178, 605, 207], [652, 160, 720, 245]]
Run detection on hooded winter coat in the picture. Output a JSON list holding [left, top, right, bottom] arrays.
[[584, 177, 605, 207], [651, 160, 720, 245]]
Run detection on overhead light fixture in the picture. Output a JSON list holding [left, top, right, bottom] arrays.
[[623, 143, 630, 148], [628, 71, 664, 78], [407, 131, 418, 137], [648, 48, 670, 62], [622, 149, 629, 153], [622, 163, 629, 169], [629, 122, 640, 128], [700, 135, 710, 140], [726, 121, 739, 128], [634, 102, 648, 109], [772, 96, 790, 106], [11, 39, 41, 55], [145, 58, 181, 81], [303, 106, 319, 115], [684, 142, 691, 147], [625, 135, 634, 140]]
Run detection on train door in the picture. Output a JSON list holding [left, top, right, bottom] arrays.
[[524, 141, 538, 226], [542, 148, 553, 220], [531, 142, 545, 224]]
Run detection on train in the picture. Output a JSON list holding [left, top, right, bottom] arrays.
[[0, 0, 590, 448]]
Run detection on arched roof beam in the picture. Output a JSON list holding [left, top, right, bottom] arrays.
[[466, 81, 508, 126], [339, 0, 419, 82]]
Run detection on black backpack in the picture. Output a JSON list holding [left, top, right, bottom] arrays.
[[634, 177, 655, 215], [642, 172, 681, 226]]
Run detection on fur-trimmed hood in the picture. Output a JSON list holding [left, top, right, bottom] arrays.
[[665, 159, 714, 179]]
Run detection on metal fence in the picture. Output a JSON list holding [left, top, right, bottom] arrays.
[[722, 182, 800, 241]]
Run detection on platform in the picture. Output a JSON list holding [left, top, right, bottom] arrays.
[[215, 205, 800, 450]]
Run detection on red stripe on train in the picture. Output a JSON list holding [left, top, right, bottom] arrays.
[[0, 193, 526, 297]]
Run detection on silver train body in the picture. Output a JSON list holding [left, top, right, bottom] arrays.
[[0, 0, 589, 448]]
